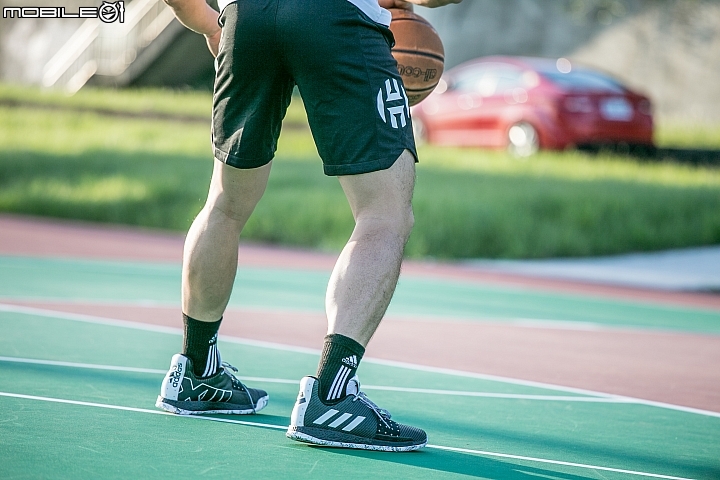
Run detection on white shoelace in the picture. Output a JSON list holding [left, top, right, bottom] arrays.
[[353, 391, 392, 428], [221, 362, 257, 413]]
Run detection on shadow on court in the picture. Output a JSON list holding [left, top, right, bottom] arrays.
[[315, 444, 719, 479], [312, 447, 595, 479], [4, 361, 719, 478], [411, 413, 720, 479]]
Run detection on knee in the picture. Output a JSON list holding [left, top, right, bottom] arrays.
[[205, 189, 255, 224], [358, 205, 414, 244], [397, 206, 415, 242]]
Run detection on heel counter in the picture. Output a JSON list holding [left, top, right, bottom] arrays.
[[159, 354, 187, 401], [290, 377, 315, 427]]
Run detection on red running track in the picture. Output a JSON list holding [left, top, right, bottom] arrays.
[[1, 214, 719, 412]]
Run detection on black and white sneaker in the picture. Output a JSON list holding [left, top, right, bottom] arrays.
[[286, 376, 427, 452], [156, 354, 268, 415]]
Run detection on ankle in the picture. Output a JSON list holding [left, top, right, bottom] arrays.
[[182, 313, 223, 378], [316, 334, 365, 403]]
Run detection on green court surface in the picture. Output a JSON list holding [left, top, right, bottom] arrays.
[[1, 255, 720, 479], [2, 256, 720, 333]]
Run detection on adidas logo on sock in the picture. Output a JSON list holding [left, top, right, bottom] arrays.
[[341, 355, 358, 368]]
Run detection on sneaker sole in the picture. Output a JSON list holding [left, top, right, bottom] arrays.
[[286, 426, 426, 452], [155, 395, 268, 415]]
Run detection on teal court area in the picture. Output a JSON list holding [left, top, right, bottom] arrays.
[[1, 250, 719, 479]]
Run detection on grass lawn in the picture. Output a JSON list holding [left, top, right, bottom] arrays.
[[1, 85, 719, 259]]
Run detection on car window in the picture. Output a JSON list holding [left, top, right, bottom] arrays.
[[494, 69, 524, 92], [541, 69, 625, 93], [450, 63, 524, 97], [451, 66, 492, 93]]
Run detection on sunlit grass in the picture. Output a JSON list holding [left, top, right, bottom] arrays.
[[656, 121, 720, 149], [0, 83, 213, 118], [0, 107, 211, 155], [417, 145, 720, 187], [1, 85, 719, 259], [4, 82, 718, 148], [0, 83, 308, 125]]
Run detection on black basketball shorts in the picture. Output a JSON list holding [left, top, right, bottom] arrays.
[[212, 0, 417, 176]]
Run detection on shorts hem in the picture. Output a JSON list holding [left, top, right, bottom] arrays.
[[213, 148, 273, 170], [323, 147, 418, 176]]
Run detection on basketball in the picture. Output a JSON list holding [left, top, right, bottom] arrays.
[[388, 8, 445, 106]]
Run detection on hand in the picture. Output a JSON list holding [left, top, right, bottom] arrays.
[[379, 0, 461, 8], [416, 0, 462, 6], [205, 29, 221, 57], [378, 0, 413, 9]]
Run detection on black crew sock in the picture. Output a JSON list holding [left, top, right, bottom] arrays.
[[316, 334, 365, 403], [182, 314, 223, 378]]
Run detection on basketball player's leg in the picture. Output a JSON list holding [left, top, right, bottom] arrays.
[[155, 160, 272, 415], [182, 159, 271, 322], [326, 149, 415, 345], [157, 1, 290, 415], [286, 151, 427, 451]]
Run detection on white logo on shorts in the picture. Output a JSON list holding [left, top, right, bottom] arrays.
[[377, 79, 410, 129]]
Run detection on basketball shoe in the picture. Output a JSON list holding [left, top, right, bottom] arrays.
[[156, 353, 268, 415], [286, 376, 427, 451]]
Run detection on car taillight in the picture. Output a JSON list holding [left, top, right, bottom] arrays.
[[563, 96, 594, 113], [637, 99, 652, 116]]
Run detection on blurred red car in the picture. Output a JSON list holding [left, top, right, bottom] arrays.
[[411, 56, 654, 156]]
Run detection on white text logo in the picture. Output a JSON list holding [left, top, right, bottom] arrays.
[[3, 1, 125, 23], [377, 78, 410, 129]]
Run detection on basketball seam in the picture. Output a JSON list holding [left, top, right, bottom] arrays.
[[405, 85, 438, 93], [391, 17, 433, 28], [393, 49, 445, 63]]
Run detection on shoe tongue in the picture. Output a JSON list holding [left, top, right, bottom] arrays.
[[345, 375, 360, 396]]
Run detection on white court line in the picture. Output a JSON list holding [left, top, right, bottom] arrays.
[[0, 356, 167, 375], [1, 297, 690, 335], [426, 445, 695, 480], [0, 391, 694, 480], [0, 391, 285, 430], [0, 356, 635, 402], [0, 302, 183, 335], [2, 303, 720, 418]]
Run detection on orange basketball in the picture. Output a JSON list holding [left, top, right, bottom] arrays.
[[388, 8, 445, 106]]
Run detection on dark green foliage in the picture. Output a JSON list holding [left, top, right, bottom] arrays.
[[409, 168, 720, 258], [1, 86, 719, 259]]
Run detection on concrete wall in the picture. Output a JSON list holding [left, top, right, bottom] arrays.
[[418, 0, 720, 122], [2, 0, 718, 121], [0, 0, 99, 84]]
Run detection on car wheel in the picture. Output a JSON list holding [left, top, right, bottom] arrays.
[[412, 116, 427, 145], [507, 122, 539, 157]]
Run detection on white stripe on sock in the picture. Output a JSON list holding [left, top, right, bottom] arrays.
[[202, 343, 217, 378], [209, 345, 216, 377], [202, 347, 211, 377], [331, 366, 352, 400], [210, 344, 218, 375], [211, 344, 217, 374], [329, 367, 347, 400], [327, 366, 348, 401]]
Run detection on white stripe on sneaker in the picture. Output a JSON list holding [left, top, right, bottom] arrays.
[[341, 416, 366, 432], [313, 409, 339, 425], [328, 413, 353, 428]]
